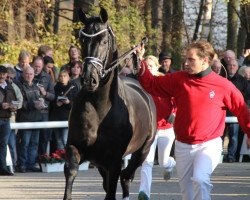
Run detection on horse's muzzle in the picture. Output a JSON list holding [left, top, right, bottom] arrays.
[[82, 75, 99, 91]]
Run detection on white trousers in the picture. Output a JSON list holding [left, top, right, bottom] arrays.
[[175, 137, 223, 200], [139, 127, 175, 197]]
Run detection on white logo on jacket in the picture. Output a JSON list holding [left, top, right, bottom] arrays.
[[209, 91, 215, 98]]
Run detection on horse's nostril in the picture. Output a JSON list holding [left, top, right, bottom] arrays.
[[91, 78, 97, 85]]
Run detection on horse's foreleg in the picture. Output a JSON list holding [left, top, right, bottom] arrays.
[[120, 149, 147, 200], [63, 145, 81, 200], [104, 162, 121, 200]]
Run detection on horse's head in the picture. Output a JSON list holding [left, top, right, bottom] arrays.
[[78, 7, 117, 92]]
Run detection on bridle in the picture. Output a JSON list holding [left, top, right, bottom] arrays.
[[79, 25, 115, 78], [79, 24, 148, 78]]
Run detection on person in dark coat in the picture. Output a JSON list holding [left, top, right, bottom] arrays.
[[158, 51, 175, 74], [32, 56, 55, 157], [16, 67, 43, 173], [0, 65, 17, 176], [50, 70, 76, 150]]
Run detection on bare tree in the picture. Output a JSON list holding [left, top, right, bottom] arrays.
[[151, 0, 163, 54], [16, 0, 26, 39], [193, 0, 205, 41], [171, 0, 183, 69], [227, 0, 238, 51], [144, 0, 153, 50], [162, 0, 173, 52], [200, 0, 213, 40], [53, 0, 60, 34], [240, 3, 250, 49]]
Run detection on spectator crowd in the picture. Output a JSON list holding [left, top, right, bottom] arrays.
[[0, 45, 82, 175], [0, 42, 250, 200]]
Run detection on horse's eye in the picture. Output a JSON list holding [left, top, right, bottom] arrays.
[[102, 40, 108, 45]]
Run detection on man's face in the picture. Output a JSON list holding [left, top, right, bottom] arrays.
[[227, 60, 238, 76], [69, 47, 79, 60], [19, 57, 30, 69], [7, 73, 15, 83], [161, 58, 171, 72], [244, 68, 250, 81], [32, 60, 44, 75], [211, 60, 222, 74], [224, 51, 236, 64], [183, 48, 208, 75], [45, 50, 53, 58], [0, 72, 7, 84], [23, 68, 34, 83]]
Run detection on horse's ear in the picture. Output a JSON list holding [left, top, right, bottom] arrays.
[[78, 8, 88, 24], [99, 7, 108, 23]]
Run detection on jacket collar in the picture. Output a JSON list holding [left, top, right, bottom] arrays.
[[195, 67, 212, 78]]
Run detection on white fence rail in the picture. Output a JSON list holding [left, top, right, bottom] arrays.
[[10, 121, 68, 129], [10, 117, 238, 129], [9, 117, 249, 163]]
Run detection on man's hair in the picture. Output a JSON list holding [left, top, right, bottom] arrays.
[[32, 56, 44, 65], [68, 45, 80, 56], [187, 40, 215, 65], [6, 67, 16, 75], [38, 45, 53, 57], [69, 61, 83, 71], [18, 50, 30, 61], [43, 56, 54, 65], [23, 66, 34, 74]]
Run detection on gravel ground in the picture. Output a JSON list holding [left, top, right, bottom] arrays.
[[0, 162, 250, 200]]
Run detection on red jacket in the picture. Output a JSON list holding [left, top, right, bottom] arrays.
[[153, 95, 175, 130], [139, 61, 250, 144]]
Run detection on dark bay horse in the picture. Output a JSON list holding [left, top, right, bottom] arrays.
[[63, 7, 156, 200]]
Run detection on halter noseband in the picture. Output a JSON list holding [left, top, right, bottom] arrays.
[[79, 26, 115, 78]]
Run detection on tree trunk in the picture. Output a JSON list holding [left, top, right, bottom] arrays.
[[171, 0, 183, 69], [237, 26, 247, 57], [53, 0, 60, 34], [144, 0, 153, 54], [192, 0, 205, 41], [201, 0, 213, 40], [227, 0, 238, 51], [151, 0, 163, 54], [7, 2, 15, 42], [44, 0, 54, 33], [162, 0, 173, 52], [240, 4, 250, 49], [16, 0, 26, 39]]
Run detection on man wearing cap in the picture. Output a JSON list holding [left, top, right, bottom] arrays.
[[0, 65, 17, 175], [158, 51, 175, 74]]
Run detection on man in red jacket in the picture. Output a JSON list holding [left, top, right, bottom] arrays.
[[137, 40, 250, 200]]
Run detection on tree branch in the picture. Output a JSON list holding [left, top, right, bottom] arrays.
[[53, 12, 73, 22]]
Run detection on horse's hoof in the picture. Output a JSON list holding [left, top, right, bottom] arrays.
[[123, 197, 129, 200]]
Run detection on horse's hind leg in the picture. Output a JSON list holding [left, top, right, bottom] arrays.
[[98, 167, 108, 193], [63, 145, 81, 200]]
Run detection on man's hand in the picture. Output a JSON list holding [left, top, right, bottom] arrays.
[[38, 86, 47, 97], [2, 102, 10, 109], [135, 43, 145, 61], [243, 49, 250, 58]]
